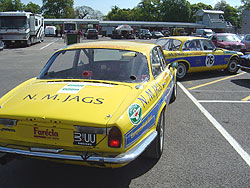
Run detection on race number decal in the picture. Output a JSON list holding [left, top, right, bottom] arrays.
[[205, 54, 215, 67]]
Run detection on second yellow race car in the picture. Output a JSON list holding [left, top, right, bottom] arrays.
[[155, 36, 243, 79], [0, 41, 176, 168]]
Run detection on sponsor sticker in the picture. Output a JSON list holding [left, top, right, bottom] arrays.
[[127, 104, 142, 125], [57, 83, 85, 94], [205, 54, 215, 67]]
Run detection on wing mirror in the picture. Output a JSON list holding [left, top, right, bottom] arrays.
[[170, 62, 178, 68]]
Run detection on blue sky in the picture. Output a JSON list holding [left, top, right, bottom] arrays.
[[21, 0, 243, 15]]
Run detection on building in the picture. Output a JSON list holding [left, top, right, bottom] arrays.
[[44, 9, 233, 35], [242, 10, 250, 34], [196, 10, 232, 32]]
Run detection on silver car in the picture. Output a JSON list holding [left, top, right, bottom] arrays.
[[0, 40, 4, 50]]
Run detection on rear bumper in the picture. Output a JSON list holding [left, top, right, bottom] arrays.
[[238, 65, 250, 73], [0, 131, 157, 165]]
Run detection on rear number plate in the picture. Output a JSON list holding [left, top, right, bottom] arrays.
[[73, 132, 96, 146]]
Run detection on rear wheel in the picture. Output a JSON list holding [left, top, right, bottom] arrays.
[[144, 110, 165, 159], [176, 62, 187, 79], [226, 58, 239, 74]]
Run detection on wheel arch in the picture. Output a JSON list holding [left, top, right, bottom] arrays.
[[228, 54, 240, 64], [175, 59, 190, 71]]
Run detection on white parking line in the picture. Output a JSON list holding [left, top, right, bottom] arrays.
[[192, 90, 250, 93], [198, 100, 250, 103], [40, 39, 59, 50], [178, 82, 250, 167]]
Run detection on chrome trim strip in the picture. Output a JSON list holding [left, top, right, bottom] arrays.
[[238, 65, 250, 70], [30, 147, 64, 153], [0, 131, 157, 164]]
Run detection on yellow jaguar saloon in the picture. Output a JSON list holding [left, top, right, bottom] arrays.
[[0, 41, 176, 168], [155, 36, 243, 79]]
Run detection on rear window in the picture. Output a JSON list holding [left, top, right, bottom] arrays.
[[39, 48, 150, 83]]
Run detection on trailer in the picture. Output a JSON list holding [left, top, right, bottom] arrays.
[[0, 11, 44, 47]]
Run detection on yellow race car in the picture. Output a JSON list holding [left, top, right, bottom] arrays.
[[155, 36, 243, 79], [0, 41, 176, 168]]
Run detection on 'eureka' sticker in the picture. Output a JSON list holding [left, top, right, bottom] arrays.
[[127, 103, 142, 125], [57, 83, 85, 94]]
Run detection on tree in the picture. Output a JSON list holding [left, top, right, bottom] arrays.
[[24, 2, 41, 14], [160, 0, 191, 22], [42, 0, 74, 18], [135, 0, 161, 21], [106, 6, 132, 21], [214, 0, 240, 27], [75, 6, 104, 20], [0, 0, 24, 11]]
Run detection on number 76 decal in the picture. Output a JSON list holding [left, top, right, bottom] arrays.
[[205, 54, 215, 67]]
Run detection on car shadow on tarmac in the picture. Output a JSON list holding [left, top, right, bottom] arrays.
[[0, 155, 159, 188], [231, 78, 250, 89], [180, 70, 233, 82]]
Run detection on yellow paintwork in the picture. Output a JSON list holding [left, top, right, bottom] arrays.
[[0, 41, 176, 168], [160, 36, 242, 74]]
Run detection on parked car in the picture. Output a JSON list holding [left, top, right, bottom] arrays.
[[238, 53, 250, 73], [210, 33, 246, 54], [240, 34, 250, 52], [45, 26, 57, 37], [0, 41, 177, 168], [196, 29, 213, 38], [86, 29, 98, 39], [155, 36, 243, 79], [0, 40, 4, 50], [151, 31, 164, 39], [138, 29, 152, 39]]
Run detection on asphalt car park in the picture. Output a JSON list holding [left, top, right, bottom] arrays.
[[0, 37, 249, 188]]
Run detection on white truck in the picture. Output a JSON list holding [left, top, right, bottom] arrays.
[[0, 11, 45, 47]]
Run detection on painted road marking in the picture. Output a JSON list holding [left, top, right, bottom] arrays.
[[40, 39, 59, 50], [188, 72, 246, 90], [198, 100, 250, 103], [192, 90, 250, 93], [242, 95, 250, 101], [178, 82, 250, 167]]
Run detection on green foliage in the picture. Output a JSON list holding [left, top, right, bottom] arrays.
[[214, 0, 240, 28], [24, 2, 41, 14], [42, 0, 74, 18], [160, 0, 191, 22], [0, 0, 24, 11]]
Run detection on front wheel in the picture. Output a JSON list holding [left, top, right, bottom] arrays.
[[144, 110, 165, 159], [170, 80, 177, 104], [176, 62, 187, 79], [226, 58, 239, 74]]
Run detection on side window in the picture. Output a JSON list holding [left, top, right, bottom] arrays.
[[157, 47, 167, 69], [182, 40, 201, 51], [201, 40, 215, 51], [151, 47, 164, 78], [35, 19, 38, 26], [172, 39, 182, 51]]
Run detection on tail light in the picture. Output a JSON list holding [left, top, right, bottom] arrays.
[[108, 126, 122, 148]]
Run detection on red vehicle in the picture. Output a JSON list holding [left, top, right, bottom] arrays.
[[210, 33, 246, 53]]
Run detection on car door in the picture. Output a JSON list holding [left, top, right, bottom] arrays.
[[151, 46, 173, 104], [181, 39, 204, 68], [201, 39, 227, 69]]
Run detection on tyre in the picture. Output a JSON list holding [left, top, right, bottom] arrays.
[[176, 62, 187, 79], [226, 58, 239, 74], [144, 110, 165, 159], [169, 80, 177, 104], [26, 38, 31, 47]]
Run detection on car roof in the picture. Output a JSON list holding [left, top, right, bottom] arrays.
[[214, 33, 235, 36], [159, 36, 205, 41], [59, 41, 158, 54]]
